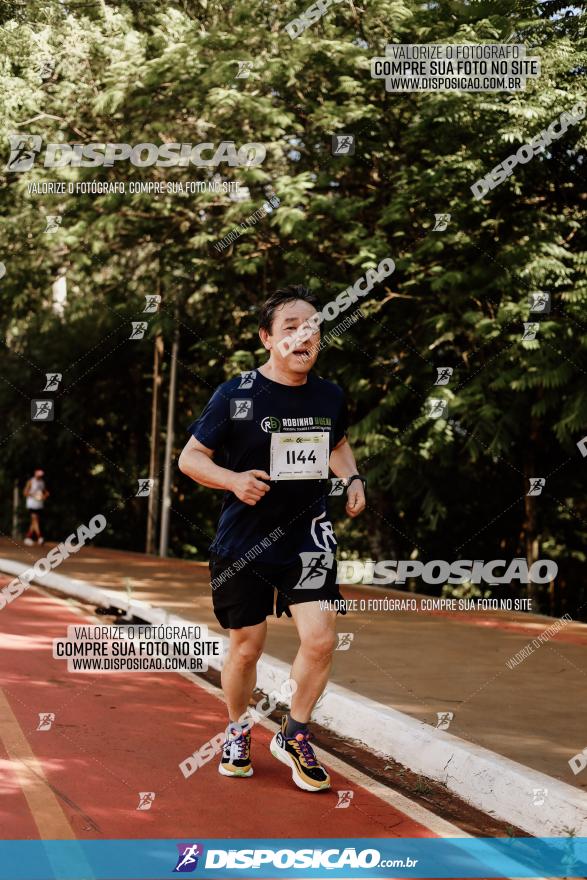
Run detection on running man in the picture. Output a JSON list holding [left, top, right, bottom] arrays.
[[23, 469, 49, 545], [179, 285, 366, 792]]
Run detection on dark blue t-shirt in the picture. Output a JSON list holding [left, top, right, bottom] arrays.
[[188, 369, 348, 566]]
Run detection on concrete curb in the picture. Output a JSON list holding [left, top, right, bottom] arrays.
[[0, 560, 213, 635], [3, 557, 587, 838]]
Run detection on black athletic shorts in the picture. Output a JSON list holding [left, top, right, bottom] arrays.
[[209, 553, 347, 630]]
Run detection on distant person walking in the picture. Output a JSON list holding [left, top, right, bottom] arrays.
[[23, 469, 49, 546]]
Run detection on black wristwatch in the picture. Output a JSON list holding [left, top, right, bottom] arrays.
[[346, 474, 366, 491]]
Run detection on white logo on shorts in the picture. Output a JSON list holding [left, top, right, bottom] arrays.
[[310, 513, 337, 551]]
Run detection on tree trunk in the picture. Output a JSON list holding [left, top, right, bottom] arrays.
[[522, 417, 541, 609], [146, 332, 164, 554]]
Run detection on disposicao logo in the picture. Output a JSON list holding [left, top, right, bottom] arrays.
[[173, 843, 204, 873], [4, 135, 266, 171]]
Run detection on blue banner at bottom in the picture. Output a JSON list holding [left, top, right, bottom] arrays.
[[1, 837, 586, 879]]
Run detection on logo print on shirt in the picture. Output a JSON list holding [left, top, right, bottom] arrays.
[[310, 512, 337, 551], [261, 416, 282, 433]]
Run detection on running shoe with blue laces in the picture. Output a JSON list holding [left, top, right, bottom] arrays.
[[270, 716, 330, 791]]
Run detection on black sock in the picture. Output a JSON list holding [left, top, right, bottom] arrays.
[[285, 714, 307, 738]]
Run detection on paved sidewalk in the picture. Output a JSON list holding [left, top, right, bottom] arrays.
[[1, 538, 586, 792]]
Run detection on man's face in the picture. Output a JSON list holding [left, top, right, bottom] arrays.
[[261, 300, 320, 374]]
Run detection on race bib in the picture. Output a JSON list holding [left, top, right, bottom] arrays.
[[269, 431, 329, 481]]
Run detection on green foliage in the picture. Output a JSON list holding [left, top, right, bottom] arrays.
[[0, 0, 585, 616]]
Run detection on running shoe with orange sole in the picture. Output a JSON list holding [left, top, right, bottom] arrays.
[[270, 716, 330, 792], [218, 725, 253, 777]]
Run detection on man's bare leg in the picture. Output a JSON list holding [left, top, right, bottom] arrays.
[[218, 621, 267, 778], [289, 602, 337, 721], [221, 620, 267, 722], [269, 601, 336, 791]]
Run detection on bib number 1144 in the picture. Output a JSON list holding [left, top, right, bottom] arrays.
[[285, 449, 316, 465], [270, 431, 329, 480]]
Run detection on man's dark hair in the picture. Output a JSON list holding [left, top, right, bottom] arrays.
[[258, 284, 320, 333]]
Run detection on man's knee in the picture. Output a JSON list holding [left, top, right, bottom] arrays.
[[231, 638, 264, 668], [300, 627, 337, 661]]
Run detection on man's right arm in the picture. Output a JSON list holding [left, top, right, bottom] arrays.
[[178, 436, 270, 506]]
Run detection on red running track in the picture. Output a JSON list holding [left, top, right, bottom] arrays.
[[0, 579, 448, 842]]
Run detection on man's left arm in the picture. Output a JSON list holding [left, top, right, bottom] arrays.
[[329, 437, 366, 518]]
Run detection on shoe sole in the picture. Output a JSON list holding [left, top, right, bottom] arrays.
[[269, 734, 330, 792], [218, 763, 253, 778]]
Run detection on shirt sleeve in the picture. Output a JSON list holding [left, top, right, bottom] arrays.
[[188, 386, 231, 451], [332, 389, 349, 447]]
